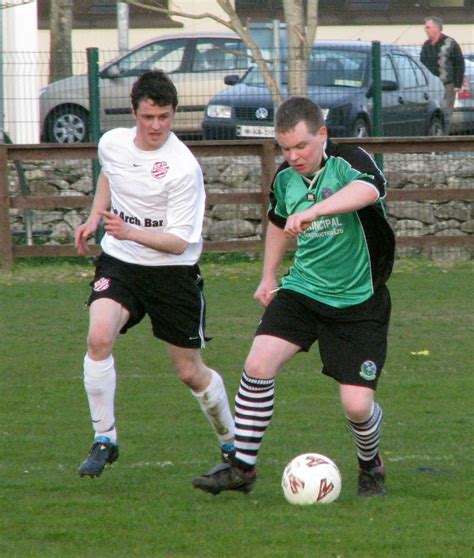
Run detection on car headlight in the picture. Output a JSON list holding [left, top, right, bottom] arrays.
[[206, 104, 232, 119]]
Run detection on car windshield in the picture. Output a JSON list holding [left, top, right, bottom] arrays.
[[243, 48, 368, 88]]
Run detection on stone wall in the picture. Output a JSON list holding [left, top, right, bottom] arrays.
[[7, 151, 474, 262], [383, 153, 474, 262]]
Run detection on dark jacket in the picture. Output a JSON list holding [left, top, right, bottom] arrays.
[[420, 34, 465, 88]]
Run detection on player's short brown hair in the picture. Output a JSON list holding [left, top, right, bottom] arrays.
[[275, 96, 325, 135], [130, 70, 178, 112]]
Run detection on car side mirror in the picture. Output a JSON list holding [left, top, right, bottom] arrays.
[[366, 80, 398, 97], [224, 74, 240, 86], [102, 64, 122, 79]]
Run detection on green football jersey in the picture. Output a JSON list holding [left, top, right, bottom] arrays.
[[270, 145, 394, 308]]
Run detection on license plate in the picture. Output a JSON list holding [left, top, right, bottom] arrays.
[[237, 125, 275, 138]]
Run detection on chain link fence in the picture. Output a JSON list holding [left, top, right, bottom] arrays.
[[2, 41, 473, 263], [1, 40, 473, 144]]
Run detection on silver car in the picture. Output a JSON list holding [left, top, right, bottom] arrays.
[[40, 32, 249, 143], [450, 58, 474, 134]]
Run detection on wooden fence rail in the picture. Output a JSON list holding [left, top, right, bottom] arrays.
[[1, 137, 474, 269]]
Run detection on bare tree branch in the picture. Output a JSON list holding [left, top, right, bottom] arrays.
[[122, 0, 231, 28], [217, 0, 282, 104], [123, 0, 282, 104], [122, 0, 321, 102]]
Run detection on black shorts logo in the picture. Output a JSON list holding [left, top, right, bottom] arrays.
[[93, 277, 111, 292], [360, 360, 377, 381]]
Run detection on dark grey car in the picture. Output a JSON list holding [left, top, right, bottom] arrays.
[[202, 41, 446, 140]]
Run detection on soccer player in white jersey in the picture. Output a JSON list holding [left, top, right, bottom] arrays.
[[74, 70, 235, 477]]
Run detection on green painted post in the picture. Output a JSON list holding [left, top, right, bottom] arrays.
[[87, 47, 101, 178], [87, 47, 103, 243], [371, 41, 383, 170]]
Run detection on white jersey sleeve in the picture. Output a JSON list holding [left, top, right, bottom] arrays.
[[164, 153, 205, 243]]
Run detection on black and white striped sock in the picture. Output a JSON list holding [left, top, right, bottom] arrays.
[[234, 371, 275, 468], [347, 402, 383, 469]]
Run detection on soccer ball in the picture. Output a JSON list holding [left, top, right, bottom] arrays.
[[281, 453, 342, 505]]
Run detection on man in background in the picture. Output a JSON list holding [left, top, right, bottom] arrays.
[[421, 16, 465, 132]]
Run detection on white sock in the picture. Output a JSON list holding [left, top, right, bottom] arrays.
[[191, 369, 235, 445], [83, 353, 117, 443]]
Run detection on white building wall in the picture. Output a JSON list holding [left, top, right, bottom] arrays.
[[3, 0, 40, 143]]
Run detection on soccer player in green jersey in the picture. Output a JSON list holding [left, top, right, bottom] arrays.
[[193, 96, 395, 497]]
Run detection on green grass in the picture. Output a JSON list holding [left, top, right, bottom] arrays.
[[1, 257, 473, 558]]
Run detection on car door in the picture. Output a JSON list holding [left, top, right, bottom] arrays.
[[391, 52, 430, 135], [99, 38, 190, 132], [170, 37, 249, 136], [380, 53, 405, 136]]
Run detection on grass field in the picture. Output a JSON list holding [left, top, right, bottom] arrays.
[[1, 256, 473, 558]]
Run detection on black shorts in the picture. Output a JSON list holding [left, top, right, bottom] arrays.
[[255, 286, 391, 389], [88, 253, 208, 349]]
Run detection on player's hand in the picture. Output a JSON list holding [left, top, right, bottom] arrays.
[[254, 278, 278, 307], [99, 210, 132, 241], [284, 208, 316, 239], [75, 220, 98, 255]]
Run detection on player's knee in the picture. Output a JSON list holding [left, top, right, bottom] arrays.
[[244, 355, 273, 379], [344, 400, 373, 423], [175, 360, 201, 387], [87, 328, 115, 360]]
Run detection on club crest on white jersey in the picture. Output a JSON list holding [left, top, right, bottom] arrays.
[[151, 161, 170, 180]]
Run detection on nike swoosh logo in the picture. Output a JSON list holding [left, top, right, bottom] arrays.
[[133, 163, 141, 167]]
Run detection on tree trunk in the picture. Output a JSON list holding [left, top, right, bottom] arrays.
[[284, 0, 307, 96], [49, 0, 73, 84]]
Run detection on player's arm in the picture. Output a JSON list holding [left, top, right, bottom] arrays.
[[254, 222, 291, 307], [75, 171, 111, 255], [284, 181, 379, 239], [99, 210, 188, 255]]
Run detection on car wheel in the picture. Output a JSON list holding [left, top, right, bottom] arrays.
[[427, 115, 445, 136], [351, 118, 370, 138], [45, 105, 89, 143]]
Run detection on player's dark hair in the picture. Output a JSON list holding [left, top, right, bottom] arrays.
[[275, 96, 325, 135], [424, 16, 443, 30], [130, 70, 178, 111]]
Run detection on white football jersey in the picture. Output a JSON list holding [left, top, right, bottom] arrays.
[[98, 128, 205, 266]]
